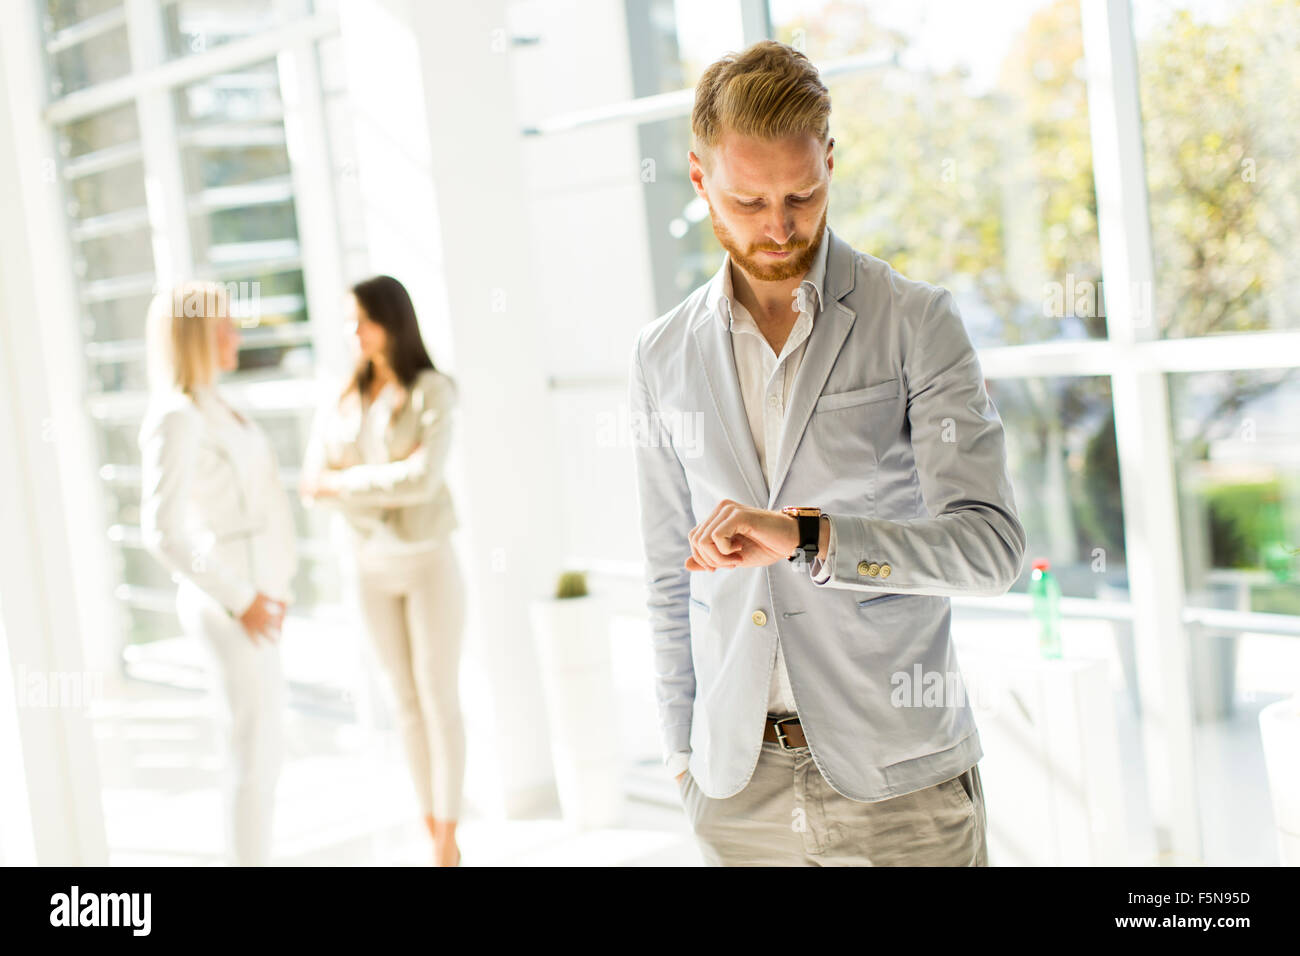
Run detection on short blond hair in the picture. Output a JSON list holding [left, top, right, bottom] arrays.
[[691, 40, 830, 166], [144, 280, 231, 396]]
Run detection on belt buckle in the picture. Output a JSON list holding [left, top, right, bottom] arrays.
[[770, 714, 800, 751]]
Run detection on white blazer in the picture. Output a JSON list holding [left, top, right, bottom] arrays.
[[139, 385, 299, 616]]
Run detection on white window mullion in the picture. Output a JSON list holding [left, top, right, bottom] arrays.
[[125, 0, 194, 285], [740, 0, 772, 46], [1082, 0, 1202, 865], [275, 0, 347, 378]]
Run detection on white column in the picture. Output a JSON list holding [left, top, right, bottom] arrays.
[[337, 0, 565, 815], [0, 4, 110, 864], [1081, 0, 1202, 863]]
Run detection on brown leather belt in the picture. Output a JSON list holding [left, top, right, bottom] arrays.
[[764, 714, 807, 750]]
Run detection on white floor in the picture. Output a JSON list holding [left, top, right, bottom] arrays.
[[87, 669, 1287, 867], [91, 678, 703, 867]]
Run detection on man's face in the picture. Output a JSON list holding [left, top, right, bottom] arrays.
[[690, 131, 832, 283]]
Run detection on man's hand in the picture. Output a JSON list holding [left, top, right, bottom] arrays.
[[685, 499, 799, 571]]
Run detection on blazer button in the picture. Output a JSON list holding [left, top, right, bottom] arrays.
[[857, 560, 871, 576], [879, 564, 892, 578], [751, 609, 768, 627], [867, 563, 881, 577]]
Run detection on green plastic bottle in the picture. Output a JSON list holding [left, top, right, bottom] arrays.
[[1029, 558, 1062, 659]]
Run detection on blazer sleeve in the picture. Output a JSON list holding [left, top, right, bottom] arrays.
[[299, 394, 337, 513], [629, 333, 696, 766], [810, 289, 1026, 597], [316, 373, 455, 509], [139, 404, 259, 617]]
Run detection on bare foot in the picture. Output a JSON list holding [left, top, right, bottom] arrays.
[[424, 814, 460, 867]]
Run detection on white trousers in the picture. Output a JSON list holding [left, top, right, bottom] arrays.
[[354, 543, 466, 821], [177, 580, 284, 866]]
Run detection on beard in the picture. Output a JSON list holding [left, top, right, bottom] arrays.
[[708, 202, 828, 283]]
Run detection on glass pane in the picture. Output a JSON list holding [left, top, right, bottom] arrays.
[[47, 26, 131, 97], [84, 293, 153, 342], [75, 226, 155, 284], [97, 418, 144, 468], [173, 62, 309, 367], [627, 0, 746, 93], [163, 0, 281, 60], [987, 375, 1126, 598], [638, 115, 715, 315], [1168, 367, 1299, 865], [45, 0, 122, 32], [1134, 0, 1300, 338], [767, 0, 1103, 348], [1169, 368, 1300, 615], [68, 161, 147, 218], [59, 101, 139, 158], [123, 606, 182, 646], [511, 0, 743, 120], [57, 106, 154, 335], [174, 60, 285, 127]]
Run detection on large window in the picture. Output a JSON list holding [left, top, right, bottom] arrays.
[[18, 0, 1299, 867], [520, 0, 1300, 863], [38, 0, 352, 680], [1134, 0, 1300, 338], [776, 0, 1103, 350]]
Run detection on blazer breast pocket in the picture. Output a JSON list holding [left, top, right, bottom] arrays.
[[814, 377, 900, 413], [806, 377, 901, 511]]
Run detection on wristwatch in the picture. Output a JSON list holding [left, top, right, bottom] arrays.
[[782, 506, 822, 563]]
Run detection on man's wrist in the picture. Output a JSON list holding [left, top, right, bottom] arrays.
[[818, 514, 829, 562], [666, 750, 691, 779]]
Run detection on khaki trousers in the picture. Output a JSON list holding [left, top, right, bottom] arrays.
[[678, 739, 988, 866], [354, 543, 466, 821]]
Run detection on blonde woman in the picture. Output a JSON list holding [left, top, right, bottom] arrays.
[[300, 275, 465, 867], [138, 281, 298, 866]]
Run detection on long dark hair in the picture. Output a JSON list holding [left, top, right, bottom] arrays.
[[343, 275, 451, 410]]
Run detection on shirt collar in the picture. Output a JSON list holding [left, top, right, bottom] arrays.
[[709, 224, 831, 328]]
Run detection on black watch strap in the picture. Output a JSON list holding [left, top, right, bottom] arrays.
[[788, 513, 821, 563]]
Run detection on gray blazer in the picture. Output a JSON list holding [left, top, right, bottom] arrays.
[[628, 227, 1026, 802]]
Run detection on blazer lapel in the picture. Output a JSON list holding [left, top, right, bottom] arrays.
[[689, 259, 768, 508], [765, 228, 859, 508], [193, 388, 252, 490]]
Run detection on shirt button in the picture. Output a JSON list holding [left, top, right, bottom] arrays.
[[752, 609, 768, 627], [857, 560, 871, 576], [768, 394, 780, 407], [867, 563, 881, 577], [879, 564, 892, 578]]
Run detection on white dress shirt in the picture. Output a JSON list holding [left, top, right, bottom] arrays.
[[667, 230, 833, 779], [722, 231, 831, 718]]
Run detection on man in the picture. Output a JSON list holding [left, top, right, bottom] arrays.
[[628, 40, 1026, 866]]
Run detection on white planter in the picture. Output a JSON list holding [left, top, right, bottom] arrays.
[[529, 595, 622, 829], [1259, 694, 1300, 866]]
